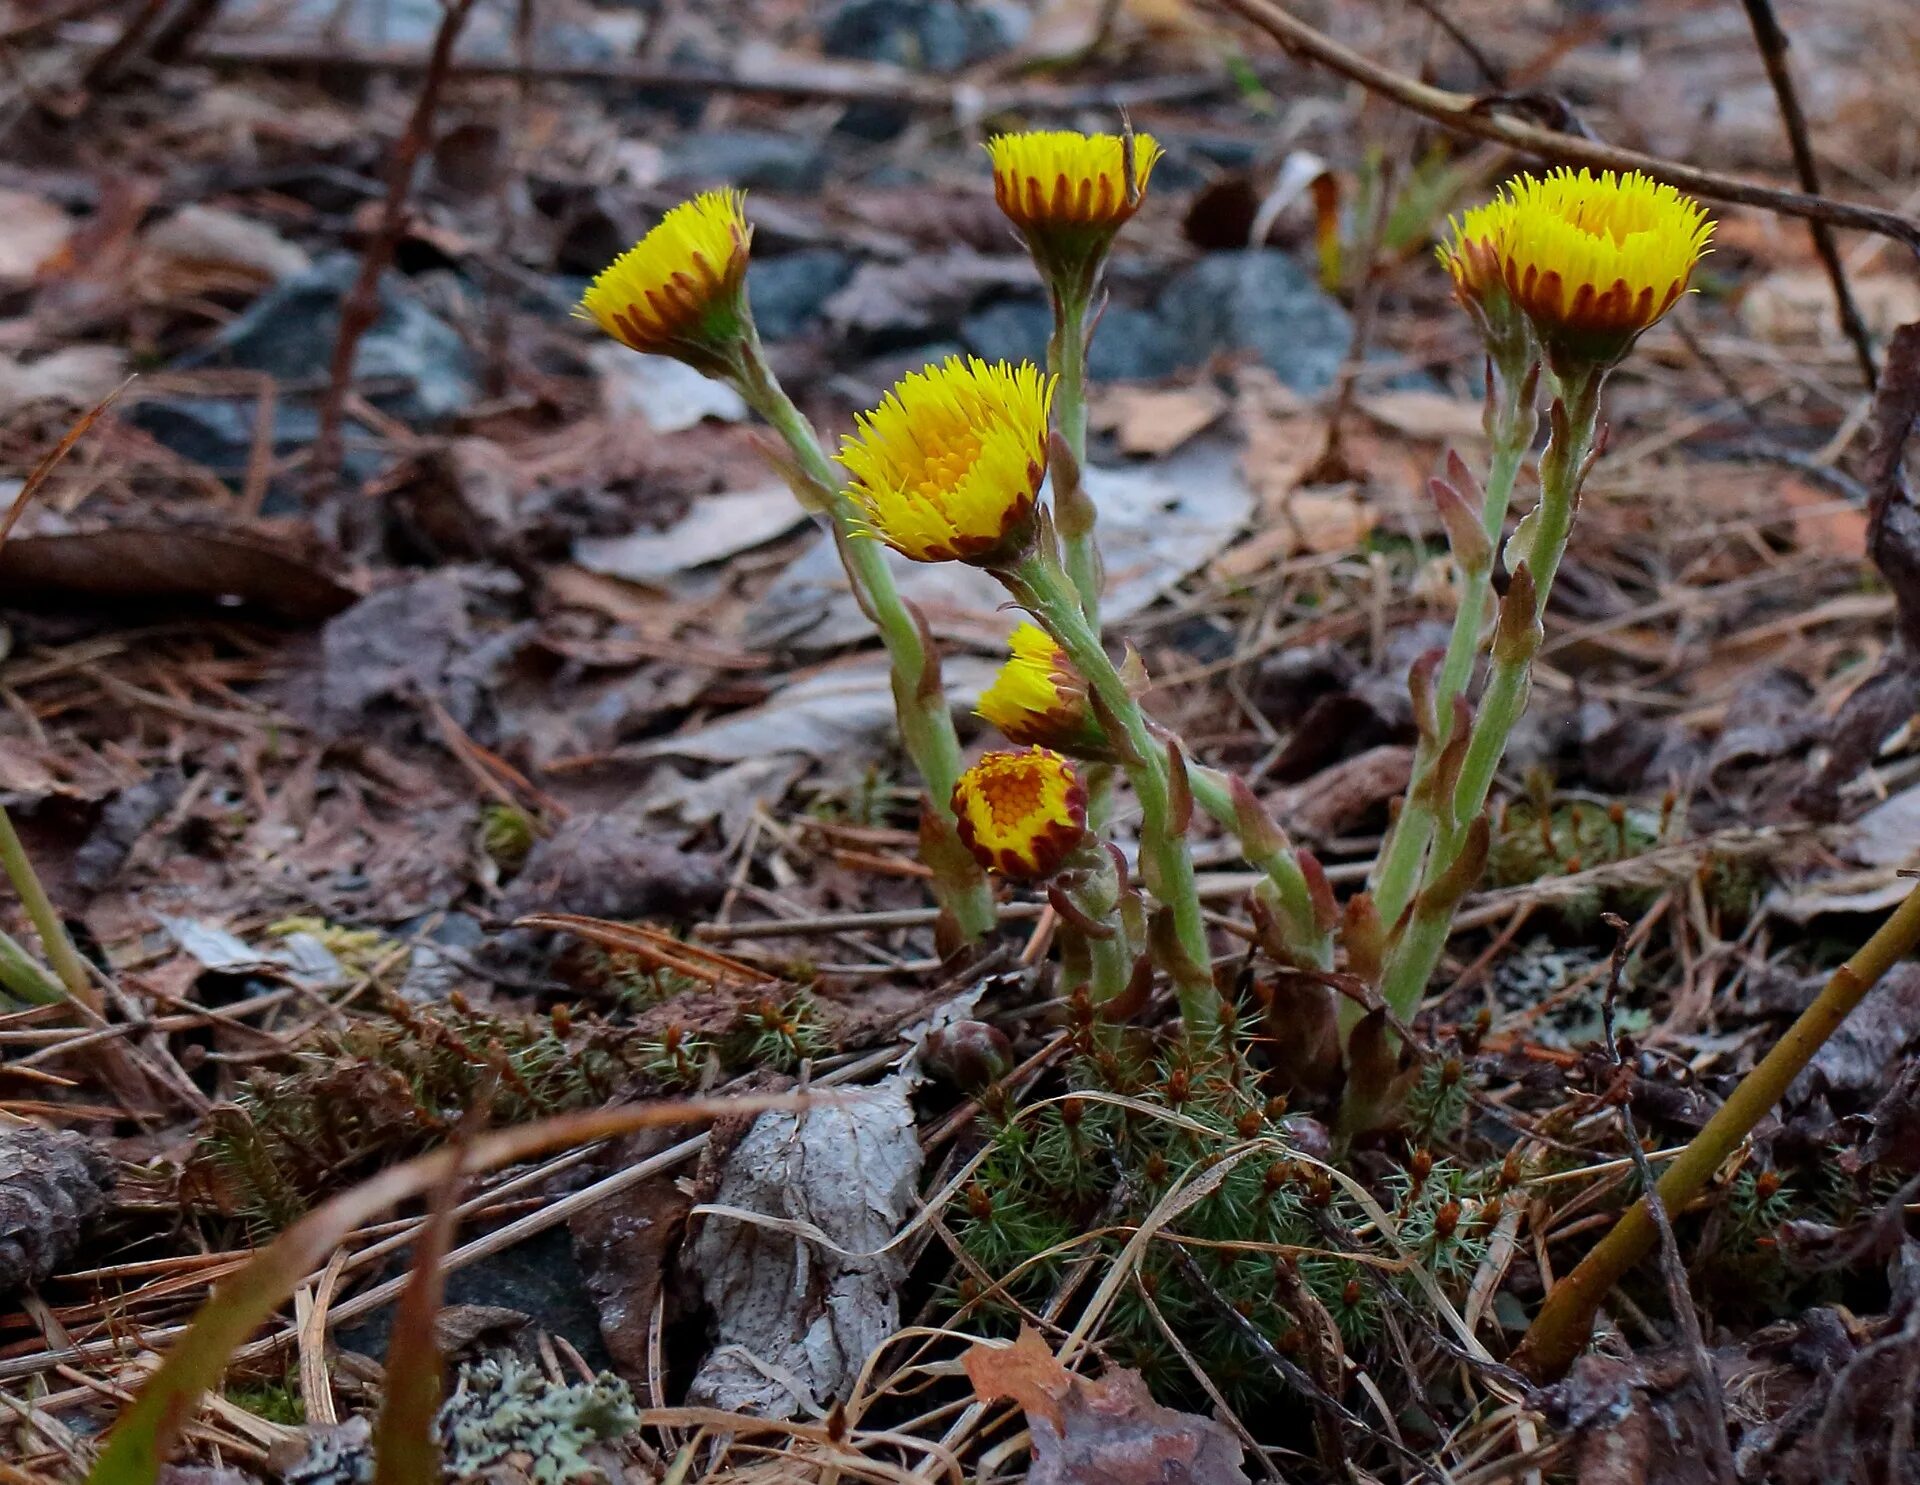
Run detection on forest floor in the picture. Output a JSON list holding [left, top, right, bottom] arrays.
[[3, 0, 1920, 1480]]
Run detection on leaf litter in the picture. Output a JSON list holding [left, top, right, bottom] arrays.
[[2, 0, 1920, 1481]]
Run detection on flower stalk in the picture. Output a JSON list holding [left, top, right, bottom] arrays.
[[1378, 376, 1604, 1019], [1000, 542, 1217, 1035], [728, 330, 997, 945], [1369, 353, 1538, 931], [1048, 290, 1101, 625]]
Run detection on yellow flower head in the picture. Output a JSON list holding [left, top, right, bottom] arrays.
[[987, 130, 1163, 294], [579, 190, 752, 364], [839, 356, 1054, 564], [952, 747, 1088, 880], [988, 129, 1164, 234], [977, 623, 1110, 758], [1439, 169, 1713, 371]]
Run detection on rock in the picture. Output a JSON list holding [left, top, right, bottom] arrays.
[[1158, 250, 1352, 393], [749, 250, 857, 341], [960, 296, 1201, 384], [337, 1228, 611, 1374], [819, 0, 1018, 70], [174, 253, 478, 425], [662, 130, 828, 194], [958, 297, 1049, 365], [125, 398, 378, 503]]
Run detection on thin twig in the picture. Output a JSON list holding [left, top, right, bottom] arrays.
[[312, 0, 478, 495], [1597, 913, 1737, 1485], [1206, 0, 1920, 257], [1737, 0, 1878, 388], [172, 32, 1240, 113]]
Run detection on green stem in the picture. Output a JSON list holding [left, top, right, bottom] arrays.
[[1064, 847, 1130, 1006], [1187, 765, 1332, 969], [1518, 878, 1920, 1380], [0, 923, 67, 1006], [0, 803, 98, 1011], [1378, 375, 1603, 1020], [731, 332, 996, 944], [1048, 289, 1099, 626], [1371, 364, 1535, 932], [1005, 548, 1217, 1037]]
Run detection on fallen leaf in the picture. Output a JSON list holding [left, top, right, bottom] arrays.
[[0, 525, 356, 622], [0, 188, 71, 282], [1094, 385, 1228, 457], [1237, 407, 1320, 503], [1358, 389, 1486, 443], [574, 485, 809, 582], [1742, 268, 1920, 345], [1212, 490, 1374, 578], [962, 1326, 1072, 1430], [686, 1076, 922, 1417], [748, 443, 1256, 650], [0, 346, 127, 420], [824, 250, 1034, 338], [587, 343, 747, 432], [630, 655, 997, 764], [1779, 475, 1869, 559], [963, 1327, 1249, 1485], [1844, 782, 1920, 868], [140, 205, 312, 290]]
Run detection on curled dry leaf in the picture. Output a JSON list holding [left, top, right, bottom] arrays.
[[685, 1076, 921, 1418], [963, 1326, 1250, 1485]]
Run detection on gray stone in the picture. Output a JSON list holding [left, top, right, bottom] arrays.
[[749, 250, 857, 341], [819, 0, 1016, 70], [960, 297, 1188, 383], [125, 397, 382, 505], [662, 130, 828, 194], [1158, 249, 1352, 394], [174, 253, 477, 424]]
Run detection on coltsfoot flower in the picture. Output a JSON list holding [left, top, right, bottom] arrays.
[[839, 356, 1053, 564], [1439, 168, 1713, 372], [987, 130, 1163, 293], [579, 189, 752, 368], [952, 747, 1088, 879], [978, 623, 1111, 758]]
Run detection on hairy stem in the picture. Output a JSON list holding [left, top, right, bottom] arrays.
[[731, 331, 996, 944], [1187, 765, 1332, 969], [1379, 373, 1602, 1019], [1048, 289, 1100, 625], [1371, 359, 1536, 931], [1005, 548, 1217, 1036], [1517, 878, 1920, 1380]]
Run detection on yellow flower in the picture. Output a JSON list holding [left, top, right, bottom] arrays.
[[839, 356, 1053, 564], [579, 190, 752, 363], [987, 129, 1164, 235], [978, 623, 1110, 757], [1439, 168, 1713, 369], [987, 130, 1162, 295], [952, 747, 1088, 879]]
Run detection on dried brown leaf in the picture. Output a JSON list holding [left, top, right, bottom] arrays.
[[963, 1327, 1249, 1485]]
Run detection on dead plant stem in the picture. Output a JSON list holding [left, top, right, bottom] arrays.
[[1517, 878, 1920, 1378]]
